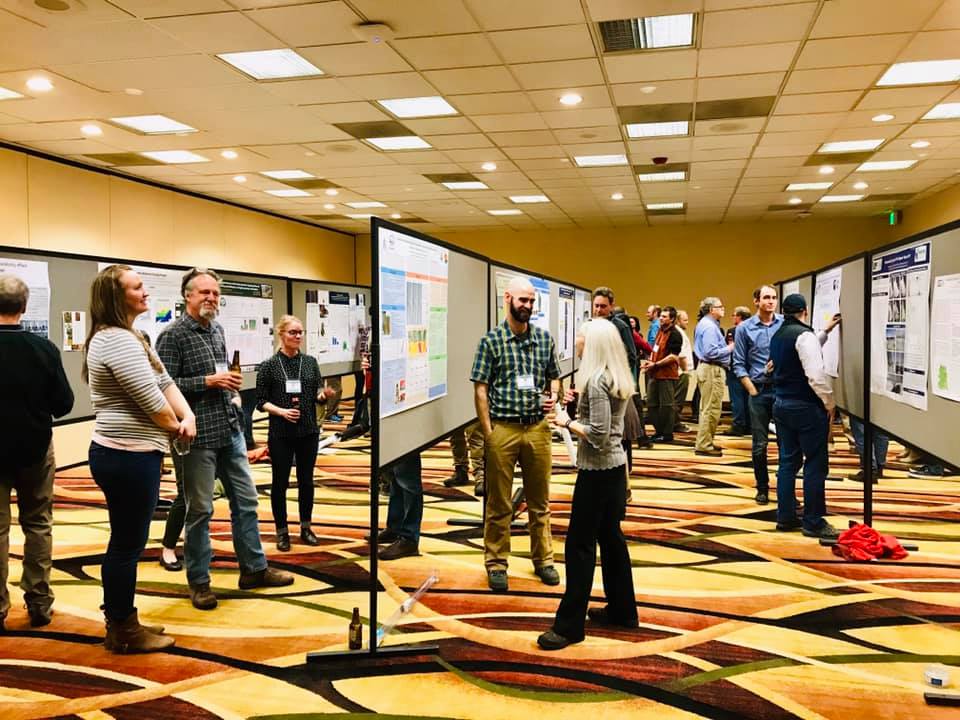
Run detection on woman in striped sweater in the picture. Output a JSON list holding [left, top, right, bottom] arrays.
[[83, 265, 196, 653]]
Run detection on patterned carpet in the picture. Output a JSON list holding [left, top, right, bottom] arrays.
[[2, 406, 958, 720]]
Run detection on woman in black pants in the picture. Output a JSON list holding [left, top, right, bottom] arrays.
[[256, 315, 334, 550], [538, 319, 638, 650]]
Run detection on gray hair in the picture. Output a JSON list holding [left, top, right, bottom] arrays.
[[700, 296, 722, 316], [734, 305, 752, 321], [0, 274, 29, 315], [181, 267, 222, 297]]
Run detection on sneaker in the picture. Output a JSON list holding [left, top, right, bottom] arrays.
[[189, 583, 218, 610], [908, 465, 945, 479], [673, 423, 690, 433], [328, 414, 343, 423], [802, 521, 839, 539], [443, 467, 471, 487], [775, 518, 802, 532], [379, 537, 419, 561], [695, 448, 723, 457], [487, 569, 508, 592], [534, 565, 560, 586], [754, 490, 769, 505], [537, 629, 578, 650], [238, 566, 294, 590], [587, 606, 639, 628], [27, 605, 53, 628]]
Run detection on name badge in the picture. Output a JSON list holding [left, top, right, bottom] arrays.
[[516, 374, 536, 391], [652, 344, 659, 353], [285, 379, 302, 394], [215, 362, 228, 374]]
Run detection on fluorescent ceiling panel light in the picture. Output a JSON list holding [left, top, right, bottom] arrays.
[[818, 195, 864, 203], [509, 195, 550, 203], [641, 13, 695, 49], [366, 136, 431, 150], [818, 139, 884, 153], [139, 150, 208, 164], [573, 154, 628, 167], [0, 86, 24, 100], [488, 209, 523, 216], [856, 160, 916, 171], [638, 171, 686, 182], [376, 96, 457, 118], [346, 201, 387, 208], [442, 181, 488, 190], [646, 202, 684, 210], [217, 49, 323, 80], [345, 213, 374, 219], [111, 114, 197, 135], [876, 59, 960, 86], [265, 188, 312, 197], [922, 102, 960, 120], [785, 182, 832, 191], [261, 169, 314, 179], [625, 121, 688, 138]]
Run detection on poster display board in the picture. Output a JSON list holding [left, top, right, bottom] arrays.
[[99, 262, 184, 346], [493, 268, 550, 332], [558, 286, 575, 361], [1, 256, 50, 337], [930, 272, 960, 403], [870, 240, 931, 411], [218, 280, 275, 369], [378, 224, 449, 418], [305, 289, 365, 365], [813, 267, 842, 377]]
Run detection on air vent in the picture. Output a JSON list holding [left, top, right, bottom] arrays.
[[803, 151, 875, 166], [598, 14, 695, 53], [279, 178, 339, 190], [599, 19, 643, 52], [696, 97, 775, 121], [333, 120, 414, 140], [81, 153, 164, 166]]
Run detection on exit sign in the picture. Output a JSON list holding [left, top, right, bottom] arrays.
[[888, 209, 902, 226]]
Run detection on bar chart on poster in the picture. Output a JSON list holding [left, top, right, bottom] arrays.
[[98, 262, 183, 347]]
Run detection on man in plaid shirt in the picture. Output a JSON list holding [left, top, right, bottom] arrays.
[[157, 269, 292, 610], [472, 276, 560, 593]]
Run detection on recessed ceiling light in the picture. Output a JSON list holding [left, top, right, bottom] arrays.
[[304, 151, 316, 157], [376, 96, 457, 118], [574, 154, 628, 167], [442, 181, 488, 190], [261, 169, 314, 179], [80, 123, 102, 137], [265, 188, 312, 197], [638, 171, 686, 182], [818, 139, 884, 153], [26, 76, 53, 93], [625, 121, 689, 138], [857, 160, 917, 171], [323, 203, 336, 210], [818, 165, 835, 175], [220, 149, 239, 160], [0, 86, 24, 100], [788, 197, 803, 205], [366, 136, 431, 151], [509, 195, 549, 203], [922, 102, 960, 120], [559, 92, 582, 106], [217, 49, 323, 80], [918, 152, 929, 158], [233, 175, 247, 183], [110, 114, 197, 135], [325, 188, 339, 196], [481, 162, 497, 171], [853, 181, 869, 190], [819, 195, 864, 203], [646, 202, 684, 210], [139, 150, 209, 164], [910, 140, 931, 149], [488, 209, 523, 216], [640, 85, 657, 94], [123, 87, 144, 96], [785, 182, 833, 191], [611, 192, 624, 200], [391, 213, 402, 219], [876, 59, 960, 86], [872, 113, 895, 123], [346, 201, 387, 208], [345, 213, 374, 219]]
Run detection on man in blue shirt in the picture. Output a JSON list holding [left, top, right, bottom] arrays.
[[733, 285, 782, 504], [693, 297, 733, 456], [645, 304, 661, 347]]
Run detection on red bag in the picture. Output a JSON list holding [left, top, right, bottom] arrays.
[[832, 523, 908, 561]]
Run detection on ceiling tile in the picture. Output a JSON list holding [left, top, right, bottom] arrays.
[[472, 113, 548, 132], [795, 34, 911, 70], [695, 117, 767, 135], [698, 43, 799, 77], [552, 126, 623, 143], [697, 73, 784, 102], [896, 30, 960, 61], [392, 34, 501, 70], [527, 85, 612, 111], [403, 117, 479, 135], [612, 80, 695, 106], [604, 50, 698, 84], [765, 113, 846, 132], [110, 0, 232, 16], [488, 129, 557, 146], [52, 55, 243, 91], [425, 134, 495, 150], [504, 146, 566, 159], [784, 65, 887, 94], [489, 25, 596, 64], [701, 3, 817, 47], [856, 86, 954, 111], [424, 66, 520, 94], [585, 0, 700, 22], [924, 0, 960, 29], [349, 0, 480, 36], [449, 91, 536, 115], [511, 59, 604, 90], [338, 72, 440, 99], [261, 78, 362, 105], [541, 107, 619, 129], [248, 1, 364, 46], [298, 43, 412, 76], [775, 91, 860, 115], [811, 0, 942, 37], [148, 12, 279, 53], [464, 0, 585, 29], [303, 101, 391, 123]]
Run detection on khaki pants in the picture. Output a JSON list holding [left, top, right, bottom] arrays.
[[0, 441, 56, 619], [484, 420, 553, 571], [450, 420, 485, 481], [696, 363, 725, 451]]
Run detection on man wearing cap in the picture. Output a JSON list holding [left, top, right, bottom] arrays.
[[769, 293, 841, 539]]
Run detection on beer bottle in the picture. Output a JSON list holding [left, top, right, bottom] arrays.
[[229, 350, 241, 373], [348, 606, 362, 650]]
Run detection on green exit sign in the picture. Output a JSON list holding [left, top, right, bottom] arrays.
[[888, 210, 902, 226]]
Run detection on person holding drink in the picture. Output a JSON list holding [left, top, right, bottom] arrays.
[[256, 314, 334, 550]]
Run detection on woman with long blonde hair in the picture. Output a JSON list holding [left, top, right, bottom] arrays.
[[538, 318, 638, 650]]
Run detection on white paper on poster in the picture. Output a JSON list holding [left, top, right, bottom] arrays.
[[813, 267, 842, 377], [783, 279, 800, 297], [1, 257, 50, 338], [494, 269, 551, 333], [98, 263, 183, 347], [218, 280, 274, 368], [61, 310, 86, 351], [930, 273, 960, 403], [558, 287, 574, 360]]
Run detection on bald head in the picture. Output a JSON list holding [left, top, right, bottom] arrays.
[[506, 276, 534, 296], [504, 276, 536, 327]]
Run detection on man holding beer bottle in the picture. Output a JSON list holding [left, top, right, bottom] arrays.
[[157, 268, 293, 611]]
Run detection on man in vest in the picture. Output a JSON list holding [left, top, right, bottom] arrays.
[[769, 294, 841, 539]]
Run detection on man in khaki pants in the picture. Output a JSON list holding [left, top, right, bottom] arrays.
[[693, 297, 734, 457], [471, 277, 560, 593]]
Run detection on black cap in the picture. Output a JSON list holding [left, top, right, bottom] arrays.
[[782, 293, 807, 314]]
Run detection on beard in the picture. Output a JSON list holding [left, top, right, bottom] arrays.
[[199, 304, 218, 321], [509, 302, 531, 323]]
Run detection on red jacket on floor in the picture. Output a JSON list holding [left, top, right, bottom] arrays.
[[832, 523, 908, 561]]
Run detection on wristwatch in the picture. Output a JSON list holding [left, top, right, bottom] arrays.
[[564, 418, 573, 429]]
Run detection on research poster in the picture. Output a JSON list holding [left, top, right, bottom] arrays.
[[813, 267, 842, 377], [558, 286, 575, 360], [305, 289, 362, 364], [378, 226, 449, 418], [1, 257, 50, 337], [870, 241, 931, 410], [930, 272, 960, 403], [100, 263, 183, 346], [218, 280, 274, 369], [494, 269, 551, 333], [61, 310, 86, 352]]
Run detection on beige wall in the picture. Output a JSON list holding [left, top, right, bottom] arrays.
[[890, 183, 960, 242]]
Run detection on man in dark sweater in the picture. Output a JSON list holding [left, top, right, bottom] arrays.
[[0, 273, 74, 630]]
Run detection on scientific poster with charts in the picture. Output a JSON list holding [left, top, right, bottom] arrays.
[[305, 289, 360, 364], [494, 269, 551, 333], [870, 241, 931, 410], [813, 267, 842, 377], [379, 226, 449, 418], [558, 286, 575, 360], [98, 262, 183, 346], [218, 280, 274, 369], [1, 257, 50, 337], [930, 273, 960, 403]]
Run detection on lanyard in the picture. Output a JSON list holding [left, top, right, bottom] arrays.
[[278, 352, 303, 381]]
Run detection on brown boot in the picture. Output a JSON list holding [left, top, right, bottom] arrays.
[[104, 611, 175, 654], [99, 605, 164, 634]]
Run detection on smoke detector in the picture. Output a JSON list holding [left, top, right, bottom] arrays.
[[352, 22, 395, 44]]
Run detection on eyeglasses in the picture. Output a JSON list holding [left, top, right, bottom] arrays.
[[286, 330, 303, 336]]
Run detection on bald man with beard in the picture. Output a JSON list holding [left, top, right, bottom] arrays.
[[471, 277, 561, 593]]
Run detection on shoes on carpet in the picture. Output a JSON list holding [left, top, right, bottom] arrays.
[[537, 629, 579, 650], [474, 478, 485, 497], [443, 467, 471, 487], [802, 521, 839, 539], [380, 538, 419, 560], [727, 425, 750, 436], [673, 423, 690, 433], [908, 465, 945, 479], [775, 518, 802, 532], [755, 490, 769, 505], [276, 531, 291, 552], [365, 528, 398, 544], [587, 606, 639, 628], [487, 569, 508, 593], [238, 566, 294, 590], [189, 583, 218, 610], [327, 414, 343, 423], [637, 437, 653, 450], [300, 527, 321, 546], [159, 553, 182, 572], [534, 565, 560, 586], [695, 448, 723, 457], [849, 469, 881, 484], [651, 434, 674, 443], [27, 605, 52, 628]]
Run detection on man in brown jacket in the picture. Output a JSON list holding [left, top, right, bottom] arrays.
[[641, 306, 683, 443]]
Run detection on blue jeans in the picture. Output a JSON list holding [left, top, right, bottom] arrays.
[[727, 371, 750, 430], [180, 429, 267, 586], [747, 385, 776, 491], [89, 443, 162, 621], [850, 418, 890, 471], [385, 452, 422, 544], [773, 398, 829, 531]]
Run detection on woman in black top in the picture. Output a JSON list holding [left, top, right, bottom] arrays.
[[256, 315, 334, 550]]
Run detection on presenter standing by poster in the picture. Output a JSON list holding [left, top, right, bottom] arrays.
[[472, 277, 561, 593]]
